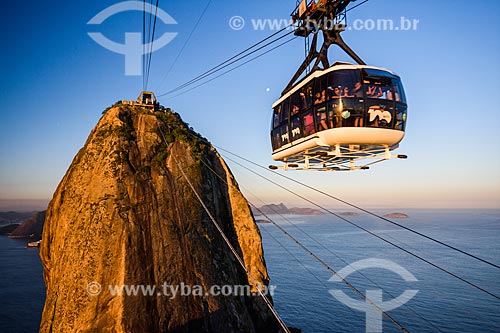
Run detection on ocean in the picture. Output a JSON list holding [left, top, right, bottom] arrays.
[[0, 209, 498, 332], [261, 209, 500, 333], [0, 237, 44, 333]]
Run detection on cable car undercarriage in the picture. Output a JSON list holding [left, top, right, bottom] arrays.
[[270, 145, 407, 171]]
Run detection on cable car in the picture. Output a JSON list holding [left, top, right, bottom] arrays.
[[270, 0, 408, 171], [270, 63, 408, 170]]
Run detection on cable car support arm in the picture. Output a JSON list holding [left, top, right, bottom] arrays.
[[284, 0, 366, 94]]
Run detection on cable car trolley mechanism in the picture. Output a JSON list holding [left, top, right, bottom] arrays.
[[270, 0, 408, 171]]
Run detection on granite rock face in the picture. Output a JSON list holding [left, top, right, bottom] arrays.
[[39, 105, 279, 333]]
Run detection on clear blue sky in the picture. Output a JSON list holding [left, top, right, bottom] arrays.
[[1, 0, 499, 210]]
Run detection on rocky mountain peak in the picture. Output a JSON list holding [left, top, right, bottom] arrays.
[[39, 105, 282, 332]]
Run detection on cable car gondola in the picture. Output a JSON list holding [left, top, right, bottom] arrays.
[[270, 0, 408, 171]]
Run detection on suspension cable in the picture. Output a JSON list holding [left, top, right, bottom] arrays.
[[142, 0, 147, 91], [156, 129, 291, 333], [178, 140, 451, 332], [156, 0, 213, 90], [144, 0, 159, 91], [244, 193, 446, 332], [155, 0, 372, 97], [150, 0, 372, 95], [172, 129, 500, 300], [166, 36, 297, 100], [196, 156, 436, 332], [169, 129, 500, 300], [192, 149, 410, 331], [252, 204, 411, 332], [157, 26, 294, 97], [218, 147, 500, 270], [258, 223, 367, 324], [145, 0, 152, 88], [220, 153, 500, 301]]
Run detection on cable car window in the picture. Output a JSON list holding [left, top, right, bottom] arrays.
[[315, 105, 328, 131], [271, 129, 281, 150], [393, 77, 407, 131], [364, 79, 392, 99], [302, 110, 315, 136], [395, 109, 406, 131], [290, 116, 302, 141], [273, 104, 281, 128], [280, 124, 289, 145], [290, 92, 301, 116], [314, 75, 327, 103], [362, 69, 397, 128], [291, 89, 307, 113], [365, 82, 395, 100], [301, 83, 314, 110], [281, 98, 290, 124], [390, 85, 401, 102], [327, 100, 343, 128], [327, 70, 362, 99], [362, 69, 397, 100], [393, 79, 407, 104], [313, 76, 327, 131]]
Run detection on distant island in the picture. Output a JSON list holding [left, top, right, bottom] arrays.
[[384, 213, 410, 218], [338, 212, 360, 216], [253, 203, 324, 216]]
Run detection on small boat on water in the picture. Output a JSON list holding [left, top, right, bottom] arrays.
[[27, 240, 41, 248]]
